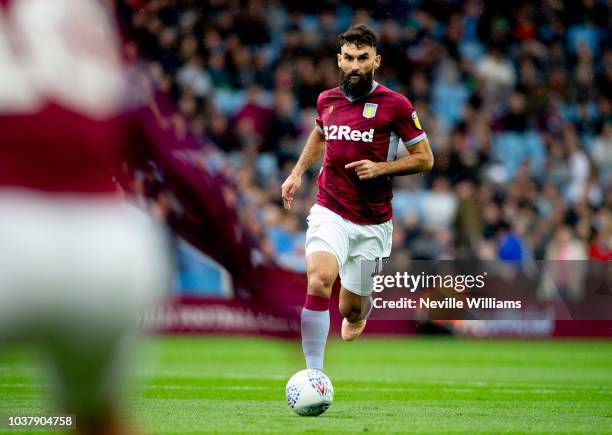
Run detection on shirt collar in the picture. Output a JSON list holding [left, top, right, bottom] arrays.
[[342, 81, 379, 102]]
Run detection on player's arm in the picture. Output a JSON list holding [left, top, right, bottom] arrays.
[[281, 127, 325, 209], [345, 137, 434, 180], [379, 137, 434, 176]]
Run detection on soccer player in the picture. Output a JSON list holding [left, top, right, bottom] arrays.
[[0, 1, 171, 433], [281, 24, 434, 370]]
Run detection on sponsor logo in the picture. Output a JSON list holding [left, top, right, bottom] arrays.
[[363, 103, 378, 118], [323, 125, 374, 142], [412, 111, 422, 130], [328, 105, 334, 114]]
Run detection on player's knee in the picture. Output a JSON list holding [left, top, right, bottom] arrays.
[[307, 272, 334, 298], [339, 300, 361, 323]]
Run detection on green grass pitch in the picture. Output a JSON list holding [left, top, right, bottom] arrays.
[[1, 336, 611, 434]]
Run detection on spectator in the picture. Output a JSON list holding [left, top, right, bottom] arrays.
[[476, 44, 517, 94], [114, 0, 610, 270], [497, 221, 528, 261], [176, 55, 213, 98]]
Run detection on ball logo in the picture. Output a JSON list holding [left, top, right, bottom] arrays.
[[323, 125, 374, 142], [286, 384, 301, 407], [312, 380, 326, 398]]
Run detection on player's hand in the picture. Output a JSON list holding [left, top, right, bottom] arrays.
[[281, 173, 301, 210], [345, 160, 384, 180]]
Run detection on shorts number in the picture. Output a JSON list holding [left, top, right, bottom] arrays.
[[370, 257, 389, 277]]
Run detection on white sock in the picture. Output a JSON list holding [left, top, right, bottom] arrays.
[[301, 308, 330, 370]]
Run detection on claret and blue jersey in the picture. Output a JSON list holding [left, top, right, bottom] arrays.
[[314, 82, 427, 225]]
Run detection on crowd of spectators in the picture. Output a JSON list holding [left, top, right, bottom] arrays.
[[114, 0, 612, 271]]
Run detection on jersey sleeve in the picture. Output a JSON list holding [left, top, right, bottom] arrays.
[[314, 93, 325, 134], [393, 95, 427, 148]]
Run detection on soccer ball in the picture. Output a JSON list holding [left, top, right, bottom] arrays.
[[285, 369, 334, 416]]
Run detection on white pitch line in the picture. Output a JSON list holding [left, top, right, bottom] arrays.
[[135, 370, 612, 393], [0, 383, 46, 388]]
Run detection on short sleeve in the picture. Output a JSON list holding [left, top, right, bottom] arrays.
[[393, 95, 427, 147], [314, 93, 325, 134]]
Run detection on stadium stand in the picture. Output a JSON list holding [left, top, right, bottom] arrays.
[[112, 0, 611, 281]]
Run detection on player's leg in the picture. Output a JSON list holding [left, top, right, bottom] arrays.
[[338, 219, 393, 341], [302, 204, 349, 370], [306, 251, 339, 300], [0, 196, 169, 435], [43, 327, 133, 435], [336, 255, 377, 342], [338, 285, 371, 341], [339, 286, 372, 323], [47, 202, 169, 435], [301, 251, 339, 370]]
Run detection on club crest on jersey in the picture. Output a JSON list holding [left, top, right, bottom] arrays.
[[412, 111, 422, 130], [362, 103, 378, 119]]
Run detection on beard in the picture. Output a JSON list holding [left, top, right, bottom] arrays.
[[339, 69, 374, 99]]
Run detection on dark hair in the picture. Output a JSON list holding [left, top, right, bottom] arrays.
[[338, 24, 377, 49]]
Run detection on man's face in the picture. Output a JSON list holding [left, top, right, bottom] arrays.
[[337, 43, 381, 98]]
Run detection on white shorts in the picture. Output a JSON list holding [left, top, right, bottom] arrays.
[[305, 204, 392, 296], [0, 190, 171, 340], [0, 189, 172, 413]]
